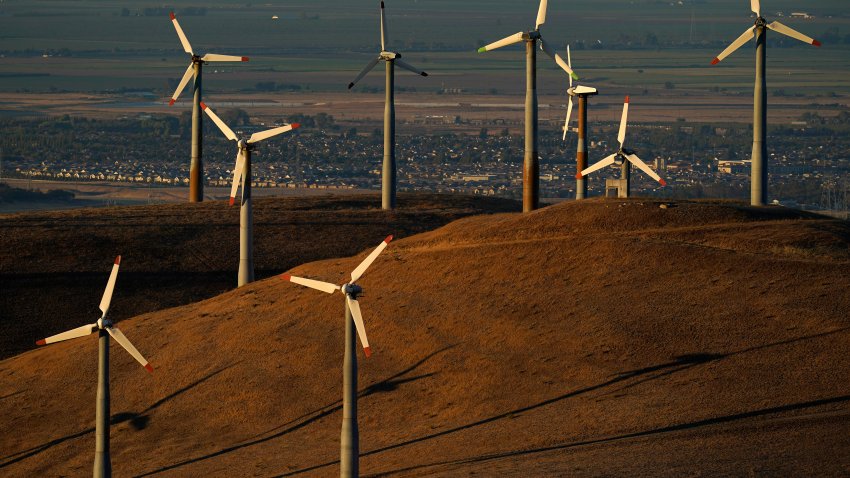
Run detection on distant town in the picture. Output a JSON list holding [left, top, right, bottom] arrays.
[[1, 110, 848, 211]]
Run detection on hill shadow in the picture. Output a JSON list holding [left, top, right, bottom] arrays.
[[134, 346, 453, 477], [367, 394, 850, 476], [274, 327, 848, 477], [0, 363, 236, 469]]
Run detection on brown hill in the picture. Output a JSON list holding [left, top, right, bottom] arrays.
[[0, 193, 519, 360], [1, 198, 849, 477]]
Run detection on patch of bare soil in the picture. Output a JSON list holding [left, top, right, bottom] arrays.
[[1, 198, 848, 477]]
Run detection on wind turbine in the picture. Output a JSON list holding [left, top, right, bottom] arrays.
[[560, 45, 597, 200], [200, 102, 299, 287], [281, 236, 393, 478], [168, 11, 249, 203], [348, 2, 428, 211], [35, 256, 152, 478], [477, 0, 577, 212], [578, 96, 666, 198], [710, 0, 821, 206]]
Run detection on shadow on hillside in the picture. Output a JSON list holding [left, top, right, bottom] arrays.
[[273, 327, 849, 477], [0, 363, 236, 469], [367, 394, 850, 476], [134, 346, 454, 477]]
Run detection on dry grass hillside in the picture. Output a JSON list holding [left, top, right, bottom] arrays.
[[0, 193, 519, 360], [1, 198, 849, 477]]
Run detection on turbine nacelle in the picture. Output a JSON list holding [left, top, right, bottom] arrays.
[[380, 51, 400, 61], [96, 318, 113, 329], [568, 85, 598, 97]]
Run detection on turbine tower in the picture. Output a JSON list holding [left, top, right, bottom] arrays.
[[168, 11, 249, 203], [711, 0, 820, 206], [477, 0, 577, 212], [348, 2, 428, 211], [560, 45, 597, 200], [35, 256, 152, 478], [578, 96, 666, 197], [282, 236, 393, 478], [201, 102, 300, 287]]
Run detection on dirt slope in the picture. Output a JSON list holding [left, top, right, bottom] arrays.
[[1, 199, 849, 477], [0, 193, 519, 360]]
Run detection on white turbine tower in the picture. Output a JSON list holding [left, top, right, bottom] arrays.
[[477, 0, 577, 212], [282, 236, 393, 478], [559, 45, 598, 200], [578, 96, 666, 197], [711, 0, 821, 206], [200, 102, 299, 287], [35, 256, 152, 478], [348, 1, 428, 211], [168, 11, 249, 203]]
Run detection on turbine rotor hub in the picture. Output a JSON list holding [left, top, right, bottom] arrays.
[[342, 283, 363, 298]]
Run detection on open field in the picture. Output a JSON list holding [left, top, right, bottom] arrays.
[[1, 198, 848, 476], [1, 0, 849, 130]]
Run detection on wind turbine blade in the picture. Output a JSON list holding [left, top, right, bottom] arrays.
[[626, 153, 666, 186], [169, 12, 193, 54], [567, 45, 573, 87], [767, 21, 821, 46], [199, 102, 238, 141], [562, 97, 573, 141], [281, 273, 340, 294], [380, 1, 388, 51], [477, 32, 524, 53], [201, 53, 249, 62], [579, 154, 617, 177], [711, 27, 754, 64], [617, 96, 630, 148], [535, 0, 548, 30], [348, 57, 381, 89], [169, 63, 195, 106], [751, 0, 760, 17], [106, 326, 153, 373], [248, 123, 300, 144], [394, 59, 428, 77], [229, 150, 246, 206], [539, 40, 578, 80], [350, 235, 393, 283], [99, 256, 120, 318], [36, 323, 98, 346], [346, 295, 371, 357]]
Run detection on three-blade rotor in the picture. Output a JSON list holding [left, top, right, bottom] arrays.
[[710, 1, 820, 65], [35, 256, 153, 373], [281, 236, 394, 358], [476, 0, 578, 81], [200, 102, 299, 206], [168, 12, 249, 105], [348, 2, 428, 90], [578, 97, 666, 186]]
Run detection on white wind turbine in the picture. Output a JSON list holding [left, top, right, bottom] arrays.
[[282, 236, 393, 478], [200, 102, 299, 287], [559, 45, 598, 200], [710, 0, 821, 206], [168, 11, 249, 203], [348, 1, 428, 211], [35, 256, 152, 478], [578, 96, 666, 197], [477, 0, 578, 212]]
